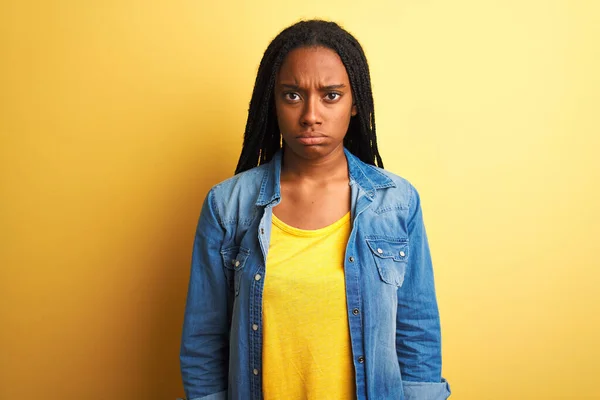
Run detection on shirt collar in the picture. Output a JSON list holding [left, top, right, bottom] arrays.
[[255, 147, 395, 206], [344, 148, 396, 198]]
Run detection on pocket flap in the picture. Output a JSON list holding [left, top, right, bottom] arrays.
[[366, 238, 409, 262], [221, 246, 250, 271]]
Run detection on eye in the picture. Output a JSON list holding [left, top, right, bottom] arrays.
[[283, 92, 300, 102], [325, 92, 341, 101]]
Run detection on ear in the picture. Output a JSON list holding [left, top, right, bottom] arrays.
[[351, 104, 357, 116]]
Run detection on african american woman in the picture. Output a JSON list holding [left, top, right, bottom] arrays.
[[180, 19, 451, 400]]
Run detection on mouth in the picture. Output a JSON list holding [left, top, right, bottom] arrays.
[[296, 133, 327, 146]]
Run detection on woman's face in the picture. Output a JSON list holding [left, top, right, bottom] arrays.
[[274, 46, 357, 161]]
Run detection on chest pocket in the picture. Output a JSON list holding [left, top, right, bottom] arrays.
[[221, 246, 250, 296], [366, 237, 409, 287]]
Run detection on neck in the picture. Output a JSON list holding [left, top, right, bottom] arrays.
[[281, 144, 348, 182]]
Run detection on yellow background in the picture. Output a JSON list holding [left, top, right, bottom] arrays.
[[2, 1, 599, 399]]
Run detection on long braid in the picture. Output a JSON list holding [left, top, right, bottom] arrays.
[[235, 19, 384, 174]]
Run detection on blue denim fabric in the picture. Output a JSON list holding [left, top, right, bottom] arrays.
[[180, 148, 450, 400]]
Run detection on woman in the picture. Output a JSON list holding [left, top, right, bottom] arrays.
[[180, 19, 450, 400]]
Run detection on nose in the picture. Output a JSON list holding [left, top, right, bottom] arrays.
[[300, 96, 322, 127]]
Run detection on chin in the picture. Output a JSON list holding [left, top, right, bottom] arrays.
[[287, 143, 339, 161]]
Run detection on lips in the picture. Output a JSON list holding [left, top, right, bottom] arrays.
[[296, 133, 326, 145]]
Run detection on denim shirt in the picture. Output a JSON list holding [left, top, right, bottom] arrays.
[[180, 148, 451, 400]]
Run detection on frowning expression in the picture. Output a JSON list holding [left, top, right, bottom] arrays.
[[274, 46, 357, 161]]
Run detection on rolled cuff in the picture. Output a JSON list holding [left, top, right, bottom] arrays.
[[403, 378, 451, 400]]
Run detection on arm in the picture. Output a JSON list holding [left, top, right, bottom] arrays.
[[180, 189, 228, 400], [397, 186, 451, 399]]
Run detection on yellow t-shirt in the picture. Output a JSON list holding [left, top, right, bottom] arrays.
[[262, 212, 356, 400]]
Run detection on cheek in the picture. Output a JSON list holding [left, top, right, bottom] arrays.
[[334, 97, 354, 120], [275, 104, 298, 131], [332, 107, 353, 128]]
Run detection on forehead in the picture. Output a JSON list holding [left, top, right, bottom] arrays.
[[277, 46, 350, 84]]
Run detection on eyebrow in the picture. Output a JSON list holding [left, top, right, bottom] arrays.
[[280, 83, 347, 91]]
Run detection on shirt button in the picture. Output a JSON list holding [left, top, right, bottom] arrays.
[[399, 251, 406, 257], [235, 260, 241, 267], [253, 368, 259, 375], [252, 324, 258, 331], [348, 256, 355, 262], [352, 308, 360, 315], [358, 356, 365, 363], [260, 228, 265, 235], [377, 248, 383, 254], [254, 274, 262, 281]]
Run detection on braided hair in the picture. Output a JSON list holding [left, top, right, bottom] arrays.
[[235, 19, 383, 174]]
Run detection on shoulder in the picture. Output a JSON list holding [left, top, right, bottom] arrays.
[[202, 164, 269, 225], [209, 164, 268, 198]]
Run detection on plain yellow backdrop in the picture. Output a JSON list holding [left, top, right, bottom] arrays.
[[1, 1, 599, 399]]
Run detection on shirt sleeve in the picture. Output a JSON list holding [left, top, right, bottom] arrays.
[[397, 185, 451, 399], [180, 188, 229, 400]]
